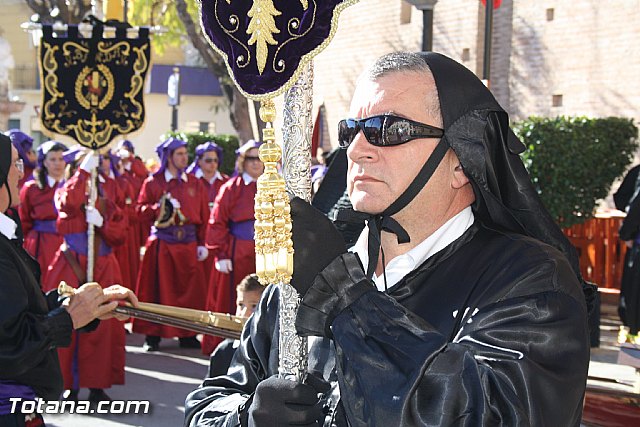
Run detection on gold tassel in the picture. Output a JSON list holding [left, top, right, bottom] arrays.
[[254, 100, 294, 285]]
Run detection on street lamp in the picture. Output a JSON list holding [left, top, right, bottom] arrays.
[[167, 67, 181, 132], [405, 0, 438, 52]]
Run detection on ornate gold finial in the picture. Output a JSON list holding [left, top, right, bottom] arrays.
[[254, 99, 294, 285]]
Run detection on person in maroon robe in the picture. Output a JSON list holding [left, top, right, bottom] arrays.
[[18, 141, 67, 278], [5, 129, 36, 188], [100, 152, 139, 290], [117, 139, 150, 245], [187, 142, 230, 286], [202, 140, 263, 355], [43, 151, 128, 403], [133, 137, 210, 352]]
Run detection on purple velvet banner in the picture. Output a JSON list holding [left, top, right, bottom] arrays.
[[201, 0, 350, 97]]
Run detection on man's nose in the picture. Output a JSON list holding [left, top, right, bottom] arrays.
[[347, 129, 376, 161]]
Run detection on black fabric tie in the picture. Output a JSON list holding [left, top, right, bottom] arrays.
[[336, 138, 450, 280]]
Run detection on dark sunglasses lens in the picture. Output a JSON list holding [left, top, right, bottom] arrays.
[[362, 116, 384, 146], [383, 116, 413, 146], [204, 158, 218, 163], [338, 119, 358, 148]]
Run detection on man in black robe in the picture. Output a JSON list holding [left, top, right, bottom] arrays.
[[614, 164, 640, 334], [0, 134, 138, 426], [185, 52, 593, 427]]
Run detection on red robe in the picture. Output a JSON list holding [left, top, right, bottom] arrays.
[[113, 175, 140, 290], [18, 166, 34, 189], [123, 158, 150, 244], [132, 172, 210, 338], [43, 169, 128, 390], [202, 175, 257, 354], [196, 172, 230, 286], [18, 179, 64, 278]]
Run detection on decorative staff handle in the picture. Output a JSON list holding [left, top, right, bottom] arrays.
[[57, 281, 246, 338], [278, 62, 314, 382]]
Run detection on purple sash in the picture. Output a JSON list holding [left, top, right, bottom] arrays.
[[152, 224, 197, 243], [0, 381, 36, 415], [65, 232, 112, 256], [230, 220, 254, 240], [32, 219, 57, 234]]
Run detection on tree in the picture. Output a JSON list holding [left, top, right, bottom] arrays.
[[129, 0, 256, 143], [24, 0, 93, 25]]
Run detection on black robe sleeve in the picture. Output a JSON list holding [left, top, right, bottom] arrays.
[[614, 165, 640, 211], [322, 250, 589, 426], [184, 285, 281, 427], [0, 248, 70, 400]]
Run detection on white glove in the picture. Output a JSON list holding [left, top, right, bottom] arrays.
[[215, 259, 233, 273], [117, 148, 131, 159], [169, 197, 181, 209], [197, 246, 209, 262], [79, 152, 98, 173], [85, 206, 104, 227]]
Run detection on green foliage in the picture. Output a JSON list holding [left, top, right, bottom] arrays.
[[513, 116, 639, 228], [162, 131, 240, 175], [129, 0, 200, 55]]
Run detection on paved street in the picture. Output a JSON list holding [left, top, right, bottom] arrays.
[[45, 330, 209, 427]]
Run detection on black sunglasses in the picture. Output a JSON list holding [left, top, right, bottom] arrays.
[[202, 157, 218, 163], [338, 114, 444, 148]]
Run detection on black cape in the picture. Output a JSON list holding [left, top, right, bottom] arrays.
[[185, 224, 589, 426]]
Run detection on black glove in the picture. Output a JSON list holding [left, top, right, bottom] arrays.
[[244, 374, 330, 427], [291, 197, 347, 297]]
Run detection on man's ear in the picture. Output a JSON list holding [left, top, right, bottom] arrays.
[[451, 164, 470, 189]]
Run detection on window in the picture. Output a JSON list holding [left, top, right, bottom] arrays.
[[400, 1, 412, 25], [546, 8, 554, 22], [552, 94, 563, 107]]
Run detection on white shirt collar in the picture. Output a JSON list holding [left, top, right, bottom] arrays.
[[165, 168, 188, 183], [0, 211, 18, 240], [124, 162, 132, 171], [195, 169, 223, 184], [350, 206, 474, 291], [47, 175, 58, 188], [242, 172, 256, 185]]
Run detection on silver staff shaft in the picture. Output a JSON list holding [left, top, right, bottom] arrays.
[[279, 61, 314, 382], [87, 159, 98, 282]]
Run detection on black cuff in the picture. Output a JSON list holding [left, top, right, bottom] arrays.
[[295, 253, 374, 337], [79, 318, 100, 333], [43, 307, 73, 348]]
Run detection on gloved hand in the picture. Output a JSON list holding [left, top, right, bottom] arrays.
[[117, 148, 131, 160], [169, 196, 181, 209], [244, 374, 330, 427], [290, 197, 346, 297], [197, 246, 209, 261], [215, 259, 233, 273], [85, 206, 104, 227], [79, 152, 97, 173]]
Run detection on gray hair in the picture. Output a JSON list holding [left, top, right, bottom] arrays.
[[362, 52, 442, 127]]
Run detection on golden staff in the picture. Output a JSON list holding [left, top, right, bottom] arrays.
[[58, 281, 245, 340]]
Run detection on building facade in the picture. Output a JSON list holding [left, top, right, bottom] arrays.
[[2, 0, 639, 161]]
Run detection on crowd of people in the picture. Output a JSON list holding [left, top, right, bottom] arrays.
[[3, 128, 267, 408]]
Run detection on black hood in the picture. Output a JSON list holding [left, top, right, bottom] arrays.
[[0, 133, 11, 189], [420, 52, 595, 306]]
